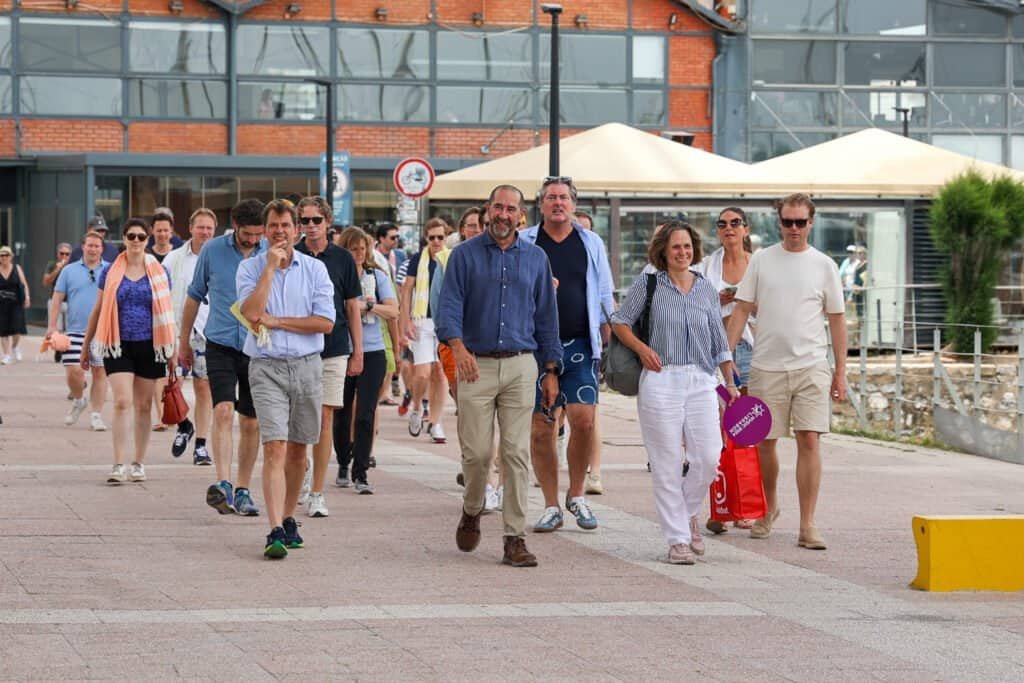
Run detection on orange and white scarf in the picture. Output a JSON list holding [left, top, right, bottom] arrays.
[[94, 252, 177, 362]]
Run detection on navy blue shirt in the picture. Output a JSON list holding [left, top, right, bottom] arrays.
[[435, 231, 561, 364], [295, 240, 362, 358], [535, 226, 590, 341]]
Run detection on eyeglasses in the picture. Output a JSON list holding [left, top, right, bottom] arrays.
[[779, 218, 810, 228], [385, 234, 399, 240], [300, 216, 325, 225], [427, 235, 446, 242], [716, 218, 745, 229], [124, 232, 148, 242]]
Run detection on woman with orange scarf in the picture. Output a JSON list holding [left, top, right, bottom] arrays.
[[82, 218, 177, 485]]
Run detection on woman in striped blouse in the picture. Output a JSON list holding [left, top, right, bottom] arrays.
[[611, 221, 737, 565]]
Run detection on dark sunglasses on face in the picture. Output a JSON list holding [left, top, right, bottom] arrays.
[[124, 232, 148, 242], [58, 252, 71, 257], [716, 218, 745, 229], [300, 216, 325, 225], [427, 235, 446, 242], [543, 175, 573, 185], [779, 218, 810, 228]]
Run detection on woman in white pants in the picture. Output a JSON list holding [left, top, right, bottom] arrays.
[[611, 222, 737, 565]]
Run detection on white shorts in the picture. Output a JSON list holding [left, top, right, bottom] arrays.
[[321, 354, 348, 407], [410, 318, 439, 366]]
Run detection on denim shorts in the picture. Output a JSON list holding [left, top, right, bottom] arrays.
[[733, 340, 753, 387], [534, 337, 599, 412]]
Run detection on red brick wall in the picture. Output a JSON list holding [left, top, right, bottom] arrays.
[[128, 123, 227, 153], [125, 0, 220, 20], [0, 121, 14, 157], [434, 0, 532, 26], [238, 124, 325, 156], [670, 35, 715, 86], [20, 120, 123, 153], [338, 126, 431, 156], [245, 0, 333, 21], [339, 1, 431, 24], [633, 0, 708, 31]]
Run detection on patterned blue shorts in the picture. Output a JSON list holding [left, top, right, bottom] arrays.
[[534, 337, 599, 413]]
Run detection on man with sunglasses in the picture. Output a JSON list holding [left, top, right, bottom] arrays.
[[521, 176, 615, 533], [295, 196, 363, 518], [726, 193, 847, 551], [373, 223, 405, 281], [47, 231, 109, 431]]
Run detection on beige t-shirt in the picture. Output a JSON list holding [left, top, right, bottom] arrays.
[[735, 243, 844, 371]]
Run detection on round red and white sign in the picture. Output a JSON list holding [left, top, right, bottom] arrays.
[[393, 157, 435, 198]]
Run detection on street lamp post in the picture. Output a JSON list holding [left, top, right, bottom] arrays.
[[541, 3, 563, 177], [306, 78, 336, 199]]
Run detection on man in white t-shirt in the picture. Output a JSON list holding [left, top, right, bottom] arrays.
[[726, 193, 847, 551]]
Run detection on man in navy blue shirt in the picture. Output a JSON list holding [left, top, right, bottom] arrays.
[[436, 184, 561, 568]]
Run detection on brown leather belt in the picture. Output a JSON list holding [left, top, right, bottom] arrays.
[[473, 350, 531, 359]]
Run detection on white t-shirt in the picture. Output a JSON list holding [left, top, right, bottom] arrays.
[[735, 243, 844, 371], [163, 241, 210, 336]]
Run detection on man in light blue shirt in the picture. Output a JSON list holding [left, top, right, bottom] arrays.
[[237, 199, 335, 560], [47, 231, 109, 431]]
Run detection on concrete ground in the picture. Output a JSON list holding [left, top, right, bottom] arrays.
[[1, 337, 1023, 682]]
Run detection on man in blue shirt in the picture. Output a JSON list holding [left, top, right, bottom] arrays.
[[46, 231, 109, 431], [520, 176, 615, 534], [237, 199, 335, 560], [178, 199, 265, 517], [436, 184, 561, 568]]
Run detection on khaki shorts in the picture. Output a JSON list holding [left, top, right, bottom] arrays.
[[321, 354, 348, 407], [749, 360, 832, 439], [249, 354, 323, 444]]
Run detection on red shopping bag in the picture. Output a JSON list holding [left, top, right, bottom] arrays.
[[709, 437, 767, 523]]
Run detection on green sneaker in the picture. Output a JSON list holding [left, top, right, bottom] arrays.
[[283, 516, 304, 549], [264, 527, 288, 559]]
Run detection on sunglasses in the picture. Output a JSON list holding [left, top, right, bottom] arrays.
[[124, 232, 148, 242], [88, 269, 96, 283], [543, 175, 573, 185], [300, 216, 325, 225], [58, 252, 71, 257], [779, 218, 810, 228], [716, 218, 745, 229], [427, 235, 446, 242]]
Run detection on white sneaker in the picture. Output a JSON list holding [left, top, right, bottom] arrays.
[[0, 355, 10, 365], [484, 483, 498, 513], [429, 422, 447, 444], [107, 464, 127, 485], [298, 454, 313, 505], [585, 471, 604, 495], [13, 348, 22, 362], [90, 413, 107, 432], [408, 410, 423, 437], [129, 462, 146, 482], [494, 485, 504, 511], [307, 491, 329, 518], [64, 398, 88, 426]]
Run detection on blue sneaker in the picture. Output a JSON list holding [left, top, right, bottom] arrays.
[[233, 487, 260, 517], [566, 495, 598, 530], [533, 506, 564, 533], [206, 480, 234, 515], [283, 516, 303, 549], [264, 527, 287, 559]]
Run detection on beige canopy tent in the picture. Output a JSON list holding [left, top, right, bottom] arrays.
[[427, 122, 758, 200], [744, 128, 1024, 198]]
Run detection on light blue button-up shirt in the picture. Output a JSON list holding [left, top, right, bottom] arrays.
[[519, 222, 615, 360], [187, 233, 265, 351], [54, 259, 109, 334], [235, 250, 336, 359]]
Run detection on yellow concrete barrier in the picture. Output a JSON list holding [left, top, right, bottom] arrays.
[[911, 515, 1024, 592]]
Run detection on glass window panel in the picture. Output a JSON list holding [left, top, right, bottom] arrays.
[[130, 176, 162, 218], [128, 79, 225, 119], [633, 36, 665, 83], [236, 24, 328, 76], [0, 18, 10, 69], [437, 31, 532, 82], [338, 84, 429, 122], [238, 177, 275, 212], [843, 42, 924, 87], [541, 88, 627, 125], [163, 176, 200, 236], [201, 176, 237, 231], [751, 90, 837, 128], [934, 44, 1005, 87], [750, 131, 834, 162], [94, 175, 127, 235], [540, 34, 627, 85], [840, 0, 925, 35], [20, 76, 120, 116], [931, 93, 1005, 129], [437, 86, 532, 124], [128, 21, 225, 74], [840, 91, 926, 128], [1014, 14, 1024, 38], [0, 75, 10, 114], [1014, 45, 1024, 87], [239, 81, 324, 120], [275, 177, 313, 203], [932, 0, 1007, 37], [749, 0, 837, 33], [1012, 136, 1024, 171], [338, 28, 428, 80], [353, 174, 399, 227], [1012, 94, 1024, 128], [19, 17, 121, 73], [932, 134, 1004, 165], [633, 90, 666, 126], [752, 40, 835, 85]]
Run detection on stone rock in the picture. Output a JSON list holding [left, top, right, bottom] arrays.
[[868, 392, 888, 411]]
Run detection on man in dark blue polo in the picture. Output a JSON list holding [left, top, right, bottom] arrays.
[[436, 184, 561, 568]]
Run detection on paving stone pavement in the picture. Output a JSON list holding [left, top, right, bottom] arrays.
[[1, 340, 1023, 682]]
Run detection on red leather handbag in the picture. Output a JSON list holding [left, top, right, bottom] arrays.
[[709, 437, 767, 523], [161, 371, 189, 426]]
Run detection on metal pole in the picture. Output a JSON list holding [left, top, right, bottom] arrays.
[[933, 327, 942, 410], [326, 83, 336, 201], [859, 296, 868, 430], [911, 288, 918, 356], [894, 107, 909, 137], [542, 4, 563, 176], [227, 12, 238, 155], [973, 328, 982, 418], [875, 298, 883, 347], [1018, 328, 1024, 455], [895, 316, 904, 436]]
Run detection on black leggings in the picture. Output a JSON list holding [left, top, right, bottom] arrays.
[[334, 350, 387, 482]]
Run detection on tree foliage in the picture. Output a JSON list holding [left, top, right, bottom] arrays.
[[929, 171, 1024, 352]]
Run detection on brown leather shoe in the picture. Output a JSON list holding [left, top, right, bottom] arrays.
[[455, 508, 482, 552], [502, 535, 538, 567]]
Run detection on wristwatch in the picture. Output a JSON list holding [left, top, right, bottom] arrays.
[[366, 300, 375, 312], [542, 366, 558, 376]]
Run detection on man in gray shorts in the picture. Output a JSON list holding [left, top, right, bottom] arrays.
[[237, 199, 335, 559]]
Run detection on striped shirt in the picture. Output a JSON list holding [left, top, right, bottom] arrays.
[[611, 270, 732, 376]]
